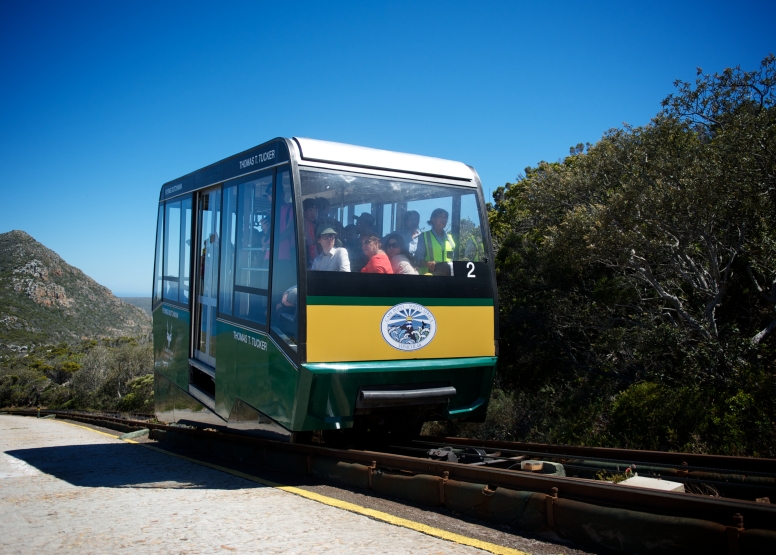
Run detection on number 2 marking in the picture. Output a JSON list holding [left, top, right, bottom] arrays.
[[466, 262, 476, 278]]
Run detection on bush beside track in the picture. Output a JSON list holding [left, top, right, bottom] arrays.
[[435, 56, 776, 458]]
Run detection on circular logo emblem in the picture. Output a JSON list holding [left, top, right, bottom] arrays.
[[380, 303, 436, 351]]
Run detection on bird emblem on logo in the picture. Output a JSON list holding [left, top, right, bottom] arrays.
[[381, 303, 436, 351]]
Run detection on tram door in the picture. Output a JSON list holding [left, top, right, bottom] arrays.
[[194, 187, 221, 369]]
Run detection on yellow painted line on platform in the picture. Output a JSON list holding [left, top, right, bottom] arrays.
[[53, 419, 124, 439], [49, 418, 528, 555]]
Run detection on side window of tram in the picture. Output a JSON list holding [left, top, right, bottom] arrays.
[[180, 197, 192, 302], [219, 186, 237, 315], [162, 197, 192, 304], [219, 175, 273, 324], [153, 205, 164, 305], [162, 201, 181, 301], [270, 170, 298, 350], [298, 170, 488, 277]]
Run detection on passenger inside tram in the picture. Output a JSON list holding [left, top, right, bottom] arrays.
[[298, 169, 487, 281], [354, 212, 377, 236], [311, 225, 350, 272], [398, 210, 421, 256], [383, 233, 418, 275], [275, 284, 297, 340], [258, 216, 271, 261], [315, 197, 343, 236], [341, 224, 363, 271], [359, 233, 393, 274], [415, 208, 455, 274]]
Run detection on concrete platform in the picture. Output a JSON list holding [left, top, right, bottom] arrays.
[[0, 414, 508, 554]]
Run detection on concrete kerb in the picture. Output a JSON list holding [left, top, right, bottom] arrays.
[[119, 428, 150, 440], [150, 427, 776, 555]]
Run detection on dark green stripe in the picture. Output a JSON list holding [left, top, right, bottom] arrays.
[[306, 296, 493, 307]]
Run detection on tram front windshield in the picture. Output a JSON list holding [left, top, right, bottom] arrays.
[[299, 170, 486, 276]]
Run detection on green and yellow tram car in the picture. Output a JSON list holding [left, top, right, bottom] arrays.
[[152, 137, 498, 441]]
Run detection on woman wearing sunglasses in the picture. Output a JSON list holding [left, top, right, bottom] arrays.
[[359, 233, 394, 274], [383, 232, 418, 275]]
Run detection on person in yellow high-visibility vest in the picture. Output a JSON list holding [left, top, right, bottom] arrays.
[[416, 208, 455, 274]]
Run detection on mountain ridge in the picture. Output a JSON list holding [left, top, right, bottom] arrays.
[[0, 230, 151, 349]]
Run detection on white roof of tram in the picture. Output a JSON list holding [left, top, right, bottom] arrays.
[[293, 137, 475, 183]]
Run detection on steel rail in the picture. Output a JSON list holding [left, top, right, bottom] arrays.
[[406, 439, 776, 478], [420, 435, 776, 474]]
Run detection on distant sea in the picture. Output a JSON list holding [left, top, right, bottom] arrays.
[[120, 297, 152, 316]]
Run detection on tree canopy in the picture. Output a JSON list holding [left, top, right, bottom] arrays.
[[481, 55, 776, 456]]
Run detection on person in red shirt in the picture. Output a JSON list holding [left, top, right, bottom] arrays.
[[359, 233, 393, 274]]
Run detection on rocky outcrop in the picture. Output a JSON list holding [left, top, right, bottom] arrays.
[[12, 259, 74, 310], [0, 230, 151, 346]]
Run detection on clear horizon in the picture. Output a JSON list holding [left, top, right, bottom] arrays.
[[1, 1, 773, 296]]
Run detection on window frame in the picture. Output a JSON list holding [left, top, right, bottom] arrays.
[[268, 166, 300, 362], [156, 194, 194, 310], [216, 168, 276, 332], [297, 167, 488, 265], [179, 196, 193, 305], [162, 199, 182, 302], [152, 203, 165, 309]]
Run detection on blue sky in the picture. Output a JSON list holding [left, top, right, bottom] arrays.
[[1, 1, 773, 296]]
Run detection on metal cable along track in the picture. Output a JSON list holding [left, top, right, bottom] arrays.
[[407, 440, 776, 476], [418, 435, 776, 474], [3, 409, 775, 555]]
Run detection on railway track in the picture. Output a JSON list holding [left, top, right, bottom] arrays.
[[389, 437, 776, 503], [4, 408, 775, 554]]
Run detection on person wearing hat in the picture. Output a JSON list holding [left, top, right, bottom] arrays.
[[310, 224, 351, 272]]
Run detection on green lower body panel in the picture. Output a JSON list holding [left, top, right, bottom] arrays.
[[293, 357, 497, 431], [214, 320, 299, 427], [153, 305, 191, 389], [154, 370, 225, 427]]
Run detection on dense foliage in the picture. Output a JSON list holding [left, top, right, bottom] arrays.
[[430, 55, 776, 456], [0, 336, 153, 413]]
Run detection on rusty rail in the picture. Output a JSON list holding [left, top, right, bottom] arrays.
[[420, 435, 776, 474]]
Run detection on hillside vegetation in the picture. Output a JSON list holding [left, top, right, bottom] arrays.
[[0, 337, 153, 413], [0, 230, 154, 413], [429, 56, 776, 457], [0, 230, 151, 350]]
